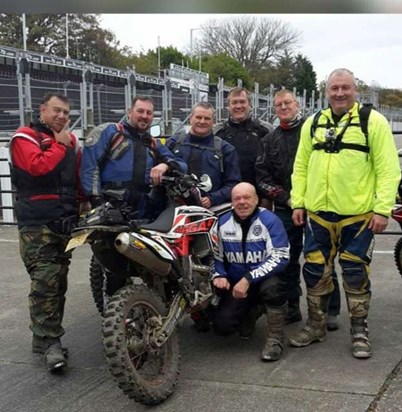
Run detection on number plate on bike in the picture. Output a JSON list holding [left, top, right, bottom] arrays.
[[65, 231, 92, 251]]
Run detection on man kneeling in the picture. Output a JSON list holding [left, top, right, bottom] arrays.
[[210, 182, 290, 361]]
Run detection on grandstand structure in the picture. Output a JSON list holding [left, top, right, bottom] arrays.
[[0, 45, 401, 224], [1, 44, 401, 138], [0, 44, 358, 139]]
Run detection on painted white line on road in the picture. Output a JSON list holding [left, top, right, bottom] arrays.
[[0, 238, 18, 243]]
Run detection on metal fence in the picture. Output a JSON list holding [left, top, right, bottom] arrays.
[[1, 44, 402, 224]]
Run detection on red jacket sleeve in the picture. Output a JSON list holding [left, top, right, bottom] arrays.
[[11, 128, 67, 176]]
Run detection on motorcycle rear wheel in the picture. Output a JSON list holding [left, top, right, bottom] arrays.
[[394, 237, 402, 277], [102, 284, 180, 405], [89, 255, 127, 315]]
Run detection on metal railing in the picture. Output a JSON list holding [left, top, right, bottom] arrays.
[[1, 137, 402, 228]]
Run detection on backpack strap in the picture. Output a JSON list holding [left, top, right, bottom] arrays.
[[97, 123, 125, 170], [173, 130, 187, 149], [213, 135, 224, 174], [310, 110, 323, 138], [357, 103, 372, 149], [172, 131, 225, 174], [311, 104, 372, 155]]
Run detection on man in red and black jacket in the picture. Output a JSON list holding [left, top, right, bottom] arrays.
[[10, 93, 86, 372]]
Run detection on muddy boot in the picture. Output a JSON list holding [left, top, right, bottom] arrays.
[[285, 297, 302, 324], [261, 304, 286, 362], [239, 305, 264, 340], [32, 335, 68, 357], [289, 294, 329, 347], [350, 317, 371, 359], [45, 338, 67, 372], [346, 292, 371, 359]]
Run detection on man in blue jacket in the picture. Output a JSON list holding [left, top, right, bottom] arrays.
[[81, 95, 187, 295], [166, 101, 240, 208], [211, 182, 289, 361], [81, 95, 186, 216], [166, 101, 240, 331]]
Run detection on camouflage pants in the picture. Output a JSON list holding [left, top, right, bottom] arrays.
[[19, 225, 72, 338]]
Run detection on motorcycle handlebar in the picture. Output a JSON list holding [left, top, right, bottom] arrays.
[[160, 172, 198, 189], [159, 172, 203, 207]]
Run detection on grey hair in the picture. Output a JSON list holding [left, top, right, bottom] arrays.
[[191, 101, 215, 116], [326, 68, 357, 88]]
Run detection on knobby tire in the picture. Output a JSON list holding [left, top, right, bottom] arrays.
[[89, 255, 107, 315], [394, 237, 402, 277], [102, 284, 180, 405]]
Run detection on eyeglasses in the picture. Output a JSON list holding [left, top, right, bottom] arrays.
[[274, 100, 295, 108]]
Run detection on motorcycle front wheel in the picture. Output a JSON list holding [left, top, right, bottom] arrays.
[[394, 237, 402, 277], [102, 284, 180, 405]]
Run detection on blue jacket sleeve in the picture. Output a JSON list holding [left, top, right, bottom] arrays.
[[165, 136, 177, 152], [245, 213, 290, 284], [80, 124, 117, 197], [155, 139, 187, 173], [212, 217, 228, 279], [208, 143, 241, 206]]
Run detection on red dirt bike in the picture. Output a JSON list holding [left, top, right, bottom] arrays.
[[66, 171, 230, 405], [392, 204, 402, 276]]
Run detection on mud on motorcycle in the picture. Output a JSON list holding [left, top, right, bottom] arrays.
[[66, 171, 230, 405]]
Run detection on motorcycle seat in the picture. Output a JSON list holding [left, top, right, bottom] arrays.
[[140, 206, 175, 233]]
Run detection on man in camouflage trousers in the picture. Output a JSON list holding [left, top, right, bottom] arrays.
[[10, 93, 86, 372]]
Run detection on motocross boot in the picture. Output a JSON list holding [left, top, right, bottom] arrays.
[[44, 338, 68, 372], [289, 293, 329, 347], [32, 335, 68, 357], [261, 303, 287, 362], [239, 304, 264, 340], [346, 292, 372, 359], [284, 297, 302, 324]]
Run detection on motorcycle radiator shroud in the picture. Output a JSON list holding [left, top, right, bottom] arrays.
[[114, 205, 219, 276]]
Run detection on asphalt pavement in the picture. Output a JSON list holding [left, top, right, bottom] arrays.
[[1, 222, 402, 412]]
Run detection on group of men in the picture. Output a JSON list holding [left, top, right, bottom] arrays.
[[9, 67, 400, 372]]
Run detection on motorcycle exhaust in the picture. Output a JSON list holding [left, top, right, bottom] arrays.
[[115, 232, 172, 276]]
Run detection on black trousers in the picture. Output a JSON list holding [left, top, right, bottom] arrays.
[[210, 274, 286, 336]]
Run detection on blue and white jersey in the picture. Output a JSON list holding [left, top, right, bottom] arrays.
[[214, 208, 289, 284]]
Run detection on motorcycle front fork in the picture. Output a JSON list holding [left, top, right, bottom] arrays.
[[147, 293, 188, 349]]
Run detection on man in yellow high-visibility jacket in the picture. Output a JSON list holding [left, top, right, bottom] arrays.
[[289, 68, 401, 359]]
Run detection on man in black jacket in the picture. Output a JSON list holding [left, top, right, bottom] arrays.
[[214, 87, 273, 191], [255, 90, 340, 328]]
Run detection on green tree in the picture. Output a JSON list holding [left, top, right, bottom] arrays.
[[0, 14, 65, 53], [379, 88, 402, 108], [264, 52, 296, 91], [0, 14, 129, 68], [200, 53, 251, 87], [130, 46, 185, 76], [293, 54, 317, 99]]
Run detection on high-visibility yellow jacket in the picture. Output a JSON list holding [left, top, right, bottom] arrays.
[[291, 102, 401, 217]]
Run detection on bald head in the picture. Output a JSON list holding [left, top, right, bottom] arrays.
[[231, 183, 259, 220]]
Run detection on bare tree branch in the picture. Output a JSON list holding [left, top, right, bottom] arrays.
[[200, 16, 300, 76]]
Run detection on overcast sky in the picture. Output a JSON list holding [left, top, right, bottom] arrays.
[[100, 13, 402, 89]]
